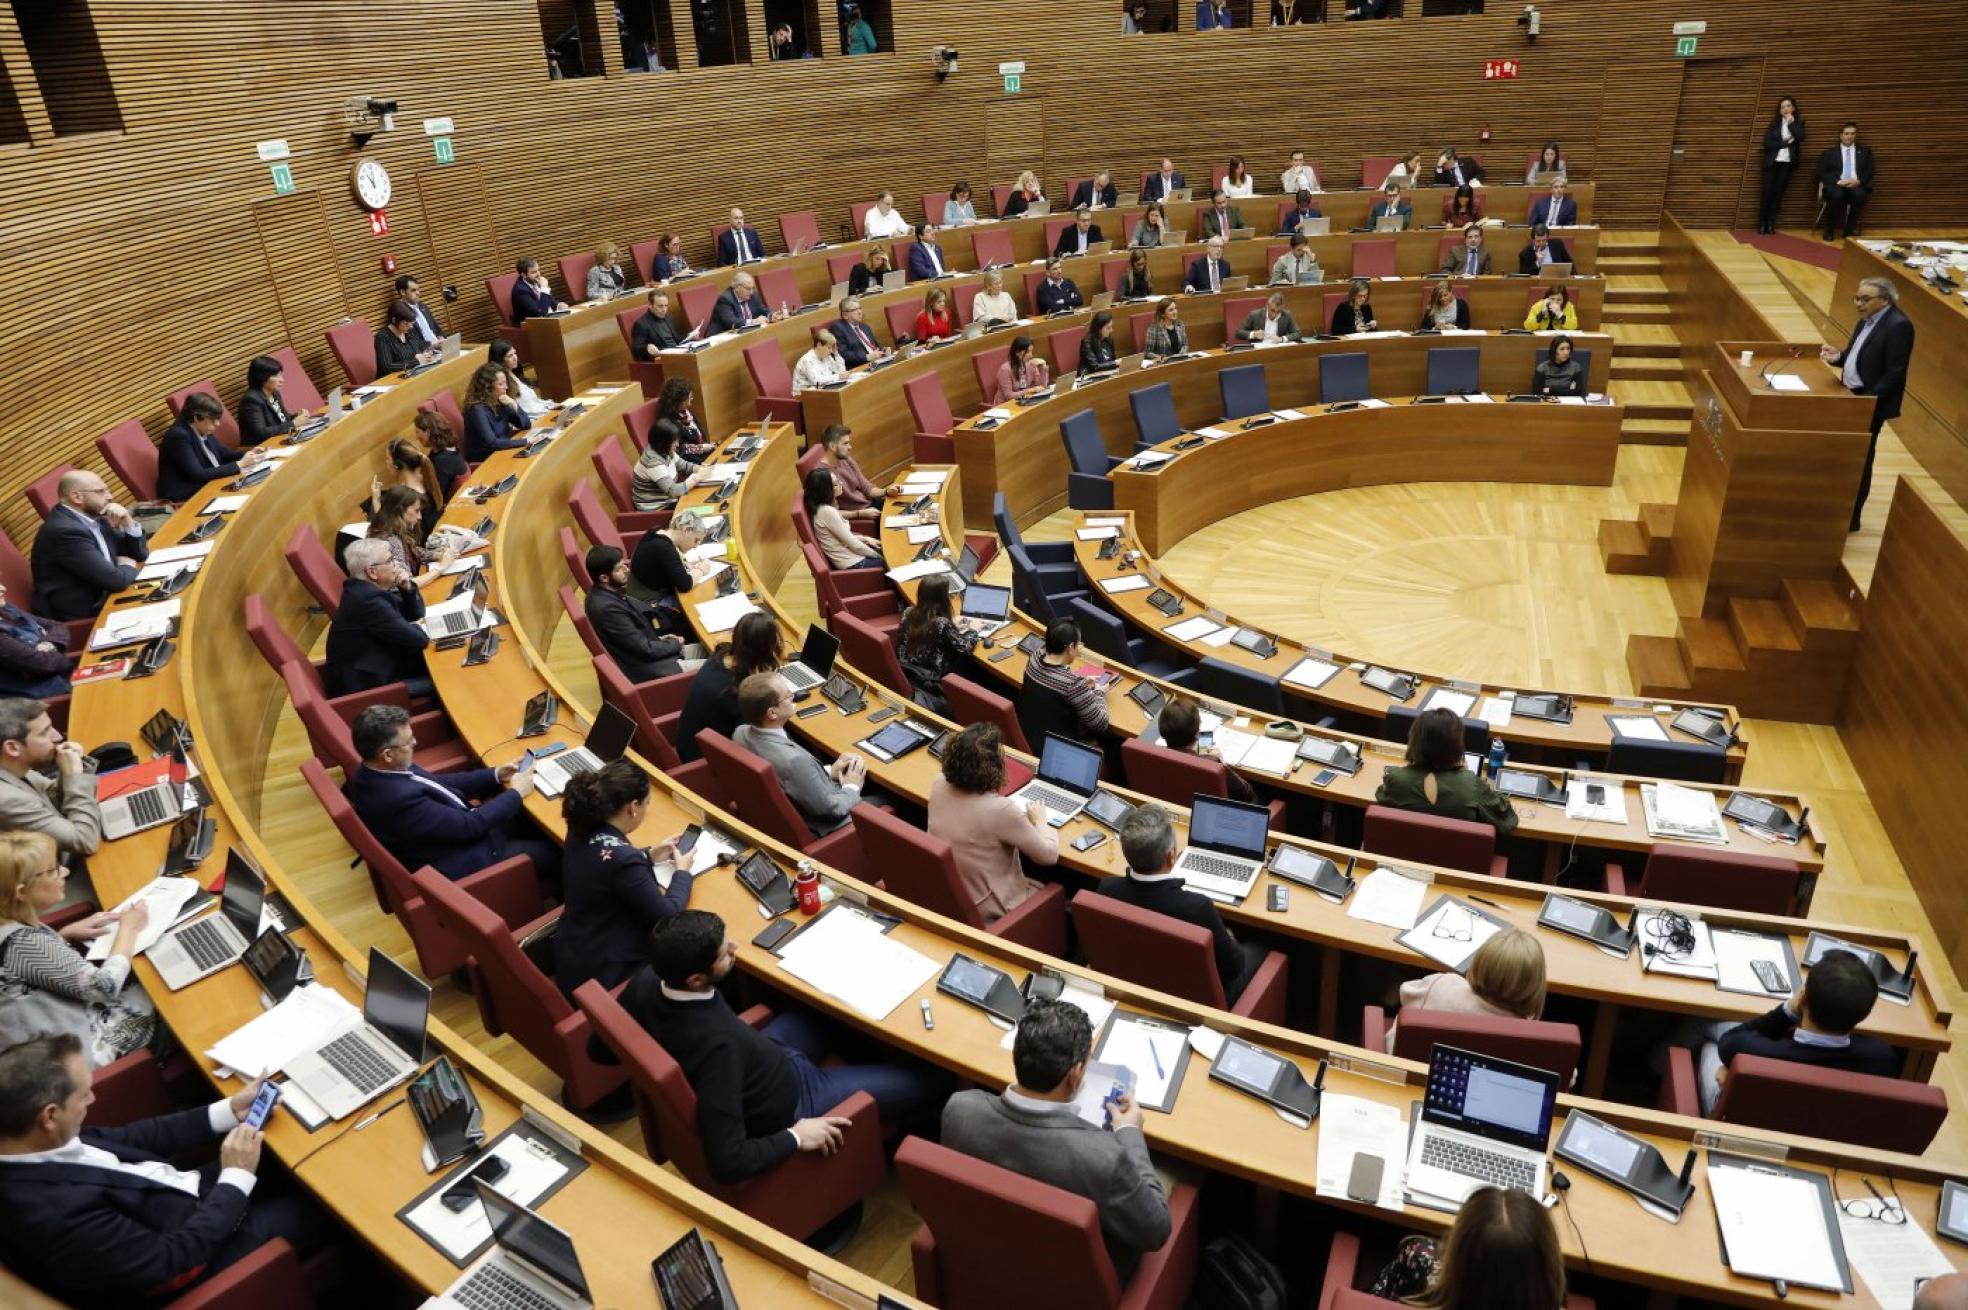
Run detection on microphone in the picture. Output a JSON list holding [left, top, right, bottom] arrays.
[[1757, 344, 1805, 390]]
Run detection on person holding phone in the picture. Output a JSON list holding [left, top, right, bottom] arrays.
[[554, 760, 695, 997]]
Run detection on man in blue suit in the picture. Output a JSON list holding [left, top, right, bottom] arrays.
[[1277, 189, 1325, 235], [830, 295, 889, 368], [1527, 178, 1577, 228], [324, 539, 431, 698], [1184, 238, 1232, 293], [907, 223, 951, 280], [1033, 258, 1084, 314], [344, 704, 561, 883], [0, 1034, 336, 1307], [1141, 158, 1185, 203], [30, 470, 149, 621], [708, 271, 772, 334], [717, 206, 767, 266], [156, 392, 267, 503]]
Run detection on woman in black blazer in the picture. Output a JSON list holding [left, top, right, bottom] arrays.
[[459, 361, 530, 462], [1330, 279, 1378, 335], [237, 354, 310, 444], [1757, 96, 1806, 234], [552, 761, 694, 998], [847, 246, 894, 296], [1119, 249, 1155, 300], [1079, 312, 1119, 373]]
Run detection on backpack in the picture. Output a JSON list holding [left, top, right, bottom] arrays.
[[1369, 1234, 1441, 1301], [1194, 1232, 1287, 1310]]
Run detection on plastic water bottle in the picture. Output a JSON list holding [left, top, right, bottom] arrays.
[[1486, 740, 1507, 781]]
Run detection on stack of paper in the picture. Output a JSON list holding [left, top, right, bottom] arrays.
[[905, 524, 943, 544], [1099, 573, 1151, 594], [1422, 688, 1476, 717], [1076, 526, 1121, 540], [1401, 899, 1503, 971], [91, 877, 204, 960], [89, 598, 180, 650], [1708, 1163, 1848, 1293], [1838, 1206, 1954, 1310], [1164, 616, 1221, 642], [1347, 868, 1428, 930], [1314, 1093, 1408, 1211], [694, 592, 759, 634], [145, 541, 216, 568], [1212, 727, 1298, 777], [1564, 779, 1629, 824], [886, 558, 952, 584], [775, 908, 938, 1021], [1642, 783, 1728, 845], [902, 469, 949, 489], [206, 985, 361, 1077]]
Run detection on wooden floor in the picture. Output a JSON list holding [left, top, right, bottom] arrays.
[[255, 228, 1968, 1293]]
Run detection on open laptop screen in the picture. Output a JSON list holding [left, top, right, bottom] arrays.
[[218, 849, 266, 937], [960, 584, 1011, 621], [585, 703, 639, 763], [1035, 734, 1101, 794], [363, 947, 431, 1062], [1187, 795, 1269, 859], [1423, 1045, 1558, 1152], [476, 1185, 590, 1300], [798, 624, 840, 675]]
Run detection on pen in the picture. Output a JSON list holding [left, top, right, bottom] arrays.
[[1465, 894, 1504, 910], [353, 1096, 406, 1131], [1149, 1040, 1165, 1079]]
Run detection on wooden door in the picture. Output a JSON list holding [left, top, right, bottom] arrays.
[[253, 192, 349, 398], [1666, 56, 1767, 227], [1590, 62, 1681, 226], [412, 165, 502, 344]]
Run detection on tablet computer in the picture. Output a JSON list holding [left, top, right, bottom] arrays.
[[1940, 1180, 1968, 1244], [1537, 894, 1635, 956], [1082, 789, 1133, 832], [734, 852, 795, 917], [937, 953, 1026, 1025], [1268, 846, 1355, 901]]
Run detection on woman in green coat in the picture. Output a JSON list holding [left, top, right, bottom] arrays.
[[844, 4, 877, 53], [1375, 707, 1519, 834]]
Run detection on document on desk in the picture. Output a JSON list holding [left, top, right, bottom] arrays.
[[693, 592, 760, 634], [1197, 624, 1237, 648], [1215, 728, 1298, 778], [1397, 896, 1505, 972], [1707, 1160, 1849, 1292], [1347, 867, 1430, 931], [1636, 907, 1717, 979], [1283, 656, 1341, 690], [1122, 451, 1173, 470], [1711, 928, 1797, 999], [206, 984, 361, 1078], [89, 597, 181, 650], [145, 540, 217, 567], [1076, 525, 1121, 540], [1084, 517, 1125, 528], [436, 555, 488, 577], [1420, 688, 1476, 717], [1099, 573, 1151, 594], [1314, 1093, 1407, 1212], [133, 556, 204, 583], [202, 495, 250, 515], [1767, 373, 1811, 392], [1093, 1012, 1190, 1113], [775, 906, 938, 1021], [1607, 714, 1672, 742], [886, 558, 953, 584], [1564, 779, 1630, 824], [1001, 978, 1115, 1050], [91, 877, 205, 960], [1641, 782, 1729, 845], [1476, 696, 1513, 728], [1163, 615, 1222, 642], [1838, 1208, 1954, 1310], [902, 469, 950, 487], [905, 525, 942, 544], [399, 1125, 584, 1265]]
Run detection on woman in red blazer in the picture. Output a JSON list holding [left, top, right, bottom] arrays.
[[915, 287, 954, 341]]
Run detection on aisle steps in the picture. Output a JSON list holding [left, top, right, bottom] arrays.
[[1623, 578, 1861, 722]]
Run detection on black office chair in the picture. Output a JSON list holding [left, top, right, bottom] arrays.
[[993, 490, 1076, 580], [1425, 347, 1481, 396], [1128, 382, 1181, 450], [1197, 655, 1286, 715], [1008, 543, 1087, 624], [1605, 737, 1728, 784], [1059, 409, 1121, 510], [1219, 363, 1270, 420], [1386, 703, 1492, 755], [1319, 353, 1371, 403], [1070, 598, 1197, 687]]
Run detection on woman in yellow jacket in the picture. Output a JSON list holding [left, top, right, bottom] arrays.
[[1524, 285, 1578, 331]]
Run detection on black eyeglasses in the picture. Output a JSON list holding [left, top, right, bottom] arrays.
[[1834, 1171, 1907, 1225]]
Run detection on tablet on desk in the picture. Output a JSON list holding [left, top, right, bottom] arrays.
[[1940, 1180, 1968, 1244], [937, 953, 1026, 1025], [1538, 894, 1635, 956]]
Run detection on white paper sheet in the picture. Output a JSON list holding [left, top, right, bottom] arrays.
[[1563, 779, 1630, 824], [94, 877, 204, 961], [206, 985, 361, 1078], [905, 525, 942, 543], [145, 541, 217, 566], [1766, 373, 1810, 393], [1347, 868, 1428, 931], [688, 828, 740, 874], [1099, 573, 1151, 594], [1084, 517, 1126, 528], [1123, 452, 1172, 470], [134, 558, 203, 582], [1229, 733, 1299, 777], [1282, 656, 1340, 690], [1476, 696, 1513, 728], [1422, 689, 1477, 717], [693, 592, 760, 634], [1402, 899, 1504, 972], [90, 598, 181, 650], [1608, 714, 1671, 742], [775, 909, 938, 1021], [1711, 929, 1795, 997], [1641, 783, 1729, 845], [1707, 1164, 1845, 1291], [1314, 1093, 1408, 1211], [400, 1131, 575, 1262], [1164, 616, 1222, 642], [1096, 1015, 1184, 1109], [1198, 625, 1237, 648], [202, 495, 249, 514], [1076, 526, 1121, 540], [1636, 908, 1717, 979], [1187, 1025, 1226, 1061], [902, 470, 949, 486], [886, 559, 953, 583], [1001, 980, 1116, 1050], [1838, 1208, 1955, 1310]]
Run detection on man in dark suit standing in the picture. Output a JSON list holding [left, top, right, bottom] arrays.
[[907, 224, 951, 280], [157, 392, 266, 503], [1097, 803, 1262, 1002], [1817, 120, 1876, 241], [344, 703, 560, 882], [717, 206, 766, 266], [1141, 158, 1185, 203], [31, 470, 149, 621], [0, 1035, 334, 1307], [1051, 209, 1105, 259], [324, 538, 431, 698], [1069, 171, 1118, 211], [631, 288, 681, 361], [1819, 276, 1914, 530], [584, 544, 688, 682], [708, 271, 771, 334]]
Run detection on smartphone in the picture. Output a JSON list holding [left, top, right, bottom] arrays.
[[434, 634, 469, 651], [516, 742, 566, 770], [1072, 830, 1107, 852], [752, 918, 798, 952], [676, 824, 702, 855], [1585, 783, 1606, 804], [244, 1081, 282, 1130], [1311, 769, 1339, 787], [440, 1154, 511, 1211], [1267, 884, 1290, 913], [795, 702, 830, 719], [1199, 730, 1215, 751], [1346, 1153, 1385, 1202]]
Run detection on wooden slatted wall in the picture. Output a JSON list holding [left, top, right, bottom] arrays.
[[0, 0, 1964, 551]]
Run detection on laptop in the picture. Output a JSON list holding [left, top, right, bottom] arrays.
[[1404, 1045, 1559, 1207], [957, 582, 1012, 638], [283, 947, 431, 1120], [102, 741, 193, 840], [426, 574, 490, 638], [141, 708, 193, 754], [1373, 214, 1406, 233], [780, 624, 841, 692], [429, 1184, 592, 1310], [1297, 216, 1332, 237], [880, 269, 909, 292], [530, 703, 638, 795], [1008, 733, 1103, 825], [160, 805, 216, 875], [148, 848, 268, 990], [1537, 263, 1574, 280], [1172, 794, 1270, 903]]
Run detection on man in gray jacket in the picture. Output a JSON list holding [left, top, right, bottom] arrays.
[[941, 999, 1170, 1281], [732, 672, 867, 837], [0, 698, 101, 860]]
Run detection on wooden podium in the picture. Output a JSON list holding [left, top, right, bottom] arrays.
[[1667, 342, 1873, 618]]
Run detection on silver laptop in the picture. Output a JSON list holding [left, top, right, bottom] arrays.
[[1405, 1045, 1559, 1207], [1167, 188, 1193, 202], [780, 624, 841, 692], [1374, 214, 1406, 233], [880, 268, 909, 292], [425, 575, 490, 638], [1172, 795, 1269, 903], [1009, 733, 1102, 825], [1027, 200, 1052, 218], [440, 332, 463, 360], [1297, 216, 1332, 236], [430, 1185, 592, 1310], [1537, 263, 1574, 280], [102, 743, 193, 841], [148, 849, 268, 991], [530, 703, 637, 794], [957, 582, 1013, 639], [283, 947, 430, 1120]]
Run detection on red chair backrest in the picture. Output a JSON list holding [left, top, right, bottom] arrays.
[[266, 346, 326, 412], [1360, 156, 1400, 188], [592, 652, 685, 770], [795, 443, 827, 481], [1071, 889, 1229, 1009], [896, 1136, 1125, 1310], [282, 524, 344, 616], [1387, 1007, 1583, 1086], [1101, 262, 1127, 297], [558, 252, 596, 303], [835, 610, 910, 698], [96, 419, 159, 503], [242, 594, 315, 685], [167, 381, 241, 447], [416, 390, 467, 447], [675, 280, 720, 329], [1220, 296, 1266, 340], [615, 304, 644, 351], [885, 300, 918, 343], [757, 268, 802, 314], [485, 273, 522, 327], [779, 211, 822, 253], [1323, 292, 1348, 327], [892, 239, 918, 275], [1436, 235, 1469, 268], [624, 397, 661, 452], [1362, 804, 1497, 875], [942, 673, 1030, 752], [568, 478, 622, 552], [630, 238, 663, 283], [410, 868, 584, 1065], [920, 192, 947, 225], [971, 229, 1014, 268], [825, 250, 864, 286], [989, 183, 1016, 217], [1209, 164, 1230, 191], [324, 319, 379, 387], [1041, 217, 1072, 252], [851, 806, 980, 926], [1020, 268, 1045, 309], [1047, 326, 1088, 376], [742, 340, 794, 399], [972, 344, 1012, 401], [591, 439, 637, 514], [1441, 192, 1487, 223], [1129, 312, 1155, 353], [1714, 1054, 1947, 1153], [560, 526, 593, 590], [1353, 241, 1398, 277], [799, 540, 850, 621], [1120, 738, 1232, 806], [572, 980, 704, 1174], [1265, 243, 1291, 269], [904, 373, 955, 436], [25, 464, 75, 520], [1637, 847, 1800, 916], [558, 585, 603, 657], [696, 729, 814, 851], [1273, 199, 1299, 231], [848, 200, 876, 237], [298, 755, 425, 932], [283, 659, 359, 773], [0, 526, 35, 609]]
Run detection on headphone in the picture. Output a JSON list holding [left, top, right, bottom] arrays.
[[1641, 909, 1697, 959]]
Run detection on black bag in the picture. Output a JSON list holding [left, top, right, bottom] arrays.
[[1194, 1232, 1287, 1310]]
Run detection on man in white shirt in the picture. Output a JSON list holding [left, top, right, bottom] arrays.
[[863, 191, 911, 240], [1280, 150, 1320, 195], [791, 329, 848, 394], [0, 1034, 334, 1305]]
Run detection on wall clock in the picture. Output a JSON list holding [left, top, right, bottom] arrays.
[[351, 158, 392, 210]]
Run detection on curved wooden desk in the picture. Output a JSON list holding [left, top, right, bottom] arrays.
[[63, 367, 922, 1308]]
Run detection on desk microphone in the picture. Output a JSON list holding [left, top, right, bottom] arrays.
[[1757, 344, 1806, 390]]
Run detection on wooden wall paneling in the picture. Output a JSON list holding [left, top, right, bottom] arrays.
[[0, 4, 49, 142], [1839, 479, 1968, 979], [413, 164, 503, 346], [1590, 61, 1680, 225], [1665, 57, 1764, 228], [985, 97, 1046, 181], [252, 192, 349, 404]]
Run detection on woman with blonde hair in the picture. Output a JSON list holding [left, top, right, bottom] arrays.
[[587, 242, 628, 299], [1002, 169, 1046, 218], [1384, 927, 1547, 1053], [0, 831, 157, 1065]]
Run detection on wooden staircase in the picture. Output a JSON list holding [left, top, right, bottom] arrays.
[[1600, 236, 1693, 444], [1621, 577, 1862, 723]]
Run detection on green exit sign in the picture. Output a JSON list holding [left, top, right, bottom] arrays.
[[1002, 72, 1020, 93], [433, 136, 455, 164], [1675, 35, 1698, 56], [269, 162, 295, 194]]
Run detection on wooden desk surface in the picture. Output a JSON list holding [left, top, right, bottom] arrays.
[[470, 390, 1958, 1310], [63, 373, 921, 1309]]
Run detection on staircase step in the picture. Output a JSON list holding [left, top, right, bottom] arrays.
[[1627, 634, 1693, 694], [1621, 417, 1688, 445], [1639, 502, 1676, 546], [1598, 518, 1662, 574], [1779, 577, 1863, 653], [1679, 616, 1747, 674], [1601, 235, 1661, 253], [1611, 359, 1681, 381], [1599, 256, 1661, 274], [1604, 323, 1680, 358], [1606, 304, 1674, 323], [1607, 287, 1672, 306], [1728, 596, 1804, 656]]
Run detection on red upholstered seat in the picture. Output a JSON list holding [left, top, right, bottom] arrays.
[[1352, 240, 1398, 277], [675, 280, 719, 330], [1362, 803, 1508, 878], [799, 539, 898, 632], [590, 438, 641, 516], [96, 419, 159, 503], [1318, 1229, 1596, 1310], [971, 228, 1015, 268], [569, 475, 663, 555], [1119, 738, 1286, 832], [557, 252, 596, 303], [558, 584, 603, 656], [483, 274, 532, 366], [281, 524, 344, 616], [904, 372, 958, 465], [1603, 845, 1799, 915], [282, 660, 472, 777], [834, 610, 911, 699], [560, 526, 593, 590], [164, 1237, 316, 1310], [324, 318, 378, 387], [695, 729, 874, 881], [778, 210, 822, 253], [0, 524, 90, 648], [1362, 1005, 1582, 1087], [25, 463, 78, 520], [1048, 325, 1088, 376], [852, 805, 1068, 957], [264, 346, 326, 412], [1071, 890, 1288, 1024], [1659, 1049, 1945, 1153], [742, 339, 803, 429], [166, 381, 240, 446], [590, 653, 722, 803], [615, 305, 665, 399]]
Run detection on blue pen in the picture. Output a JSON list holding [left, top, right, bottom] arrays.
[[1149, 1040, 1165, 1079]]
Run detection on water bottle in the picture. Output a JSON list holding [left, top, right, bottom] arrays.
[[1486, 739, 1507, 781], [795, 859, 823, 915]]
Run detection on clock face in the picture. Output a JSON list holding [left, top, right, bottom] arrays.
[[352, 158, 392, 210]]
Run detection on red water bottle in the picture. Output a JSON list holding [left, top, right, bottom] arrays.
[[795, 860, 822, 915]]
